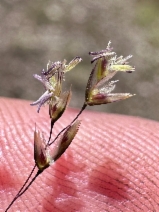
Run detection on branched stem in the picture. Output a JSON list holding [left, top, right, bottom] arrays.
[[5, 167, 42, 212], [17, 170, 42, 198], [16, 165, 36, 198], [70, 103, 87, 124], [49, 103, 87, 146]]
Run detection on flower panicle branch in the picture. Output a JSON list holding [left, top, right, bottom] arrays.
[[85, 41, 135, 106], [5, 41, 135, 212], [5, 119, 81, 212], [31, 56, 82, 144], [34, 120, 81, 172], [50, 120, 81, 162], [30, 57, 82, 113]]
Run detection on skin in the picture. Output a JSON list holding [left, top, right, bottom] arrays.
[[0, 97, 159, 212]]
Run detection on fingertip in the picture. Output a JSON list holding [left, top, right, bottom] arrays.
[[1, 97, 159, 211]]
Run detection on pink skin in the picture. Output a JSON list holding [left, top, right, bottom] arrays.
[[0, 97, 159, 212]]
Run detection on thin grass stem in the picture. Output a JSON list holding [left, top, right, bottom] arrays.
[[49, 103, 87, 146]]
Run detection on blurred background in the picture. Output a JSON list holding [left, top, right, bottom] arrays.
[[0, 0, 159, 121]]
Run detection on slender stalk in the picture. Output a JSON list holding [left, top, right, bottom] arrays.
[[16, 165, 36, 197], [5, 169, 42, 212], [70, 103, 87, 125], [5, 165, 36, 212], [17, 170, 42, 198], [47, 120, 54, 146], [49, 103, 87, 146]]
